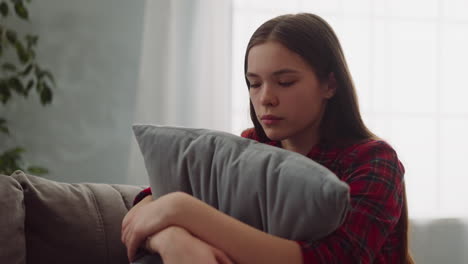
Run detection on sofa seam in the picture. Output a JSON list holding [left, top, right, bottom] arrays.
[[86, 184, 110, 264], [111, 185, 132, 211]]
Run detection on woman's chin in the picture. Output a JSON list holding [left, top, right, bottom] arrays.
[[264, 129, 287, 142]]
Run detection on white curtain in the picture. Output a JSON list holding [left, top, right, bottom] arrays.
[[127, 0, 232, 185]]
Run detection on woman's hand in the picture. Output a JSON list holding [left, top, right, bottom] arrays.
[[122, 195, 153, 231], [146, 226, 234, 264], [122, 191, 303, 264], [121, 192, 188, 261]]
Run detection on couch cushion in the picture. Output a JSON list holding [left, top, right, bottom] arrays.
[[0, 172, 26, 264], [133, 124, 350, 241], [11, 171, 143, 264]]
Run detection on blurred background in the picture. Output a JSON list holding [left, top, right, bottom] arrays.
[[1, 0, 468, 262]]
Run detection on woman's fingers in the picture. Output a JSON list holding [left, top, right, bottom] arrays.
[[125, 216, 157, 261], [121, 194, 180, 261], [121, 215, 131, 243], [122, 210, 144, 260], [121, 212, 136, 244], [127, 240, 137, 262], [212, 245, 235, 264], [126, 229, 144, 262], [121, 207, 138, 243], [139, 226, 233, 264], [121, 196, 153, 244]]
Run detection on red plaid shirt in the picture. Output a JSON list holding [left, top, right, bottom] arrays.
[[134, 128, 406, 263]]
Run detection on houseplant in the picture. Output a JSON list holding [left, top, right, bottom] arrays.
[[0, 0, 55, 175]]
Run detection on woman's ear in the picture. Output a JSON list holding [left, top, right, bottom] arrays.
[[324, 72, 337, 99]]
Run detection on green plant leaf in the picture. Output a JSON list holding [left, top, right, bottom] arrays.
[[35, 79, 43, 92], [0, 80, 11, 104], [0, 126, 9, 135], [8, 77, 24, 95], [0, 93, 9, 104], [0, 147, 48, 176], [40, 82, 52, 105], [27, 166, 49, 175], [0, 2, 8, 17], [1, 62, 17, 72], [7, 147, 25, 157], [25, 79, 33, 95], [28, 48, 35, 60], [0, 27, 4, 48], [0, 147, 26, 175], [0, 123, 9, 135], [0, 126, 9, 134], [12, 147, 25, 153], [0, 147, 25, 175], [0, 118, 9, 135], [14, 2, 28, 20], [14, 41, 29, 64], [21, 63, 33, 75], [34, 64, 41, 77], [6, 29, 17, 44], [25, 34, 38, 48]]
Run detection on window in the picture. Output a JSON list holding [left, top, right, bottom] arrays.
[[231, 0, 468, 218]]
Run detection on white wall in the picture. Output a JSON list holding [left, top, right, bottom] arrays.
[[0, 0, 145, 183]]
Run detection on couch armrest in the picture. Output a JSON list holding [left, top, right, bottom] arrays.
[[12, 171, 144, 264], [0, 172, 26, 264]]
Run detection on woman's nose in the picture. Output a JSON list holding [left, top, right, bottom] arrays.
[[259, 84, 279, 107]]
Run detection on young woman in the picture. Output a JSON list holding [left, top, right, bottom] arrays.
[[122, 13, 414, 264]]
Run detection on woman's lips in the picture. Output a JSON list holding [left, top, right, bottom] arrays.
[[260, 115, 283, 125]]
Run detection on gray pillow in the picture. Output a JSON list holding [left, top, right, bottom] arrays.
[[133, 124, 350, 241]]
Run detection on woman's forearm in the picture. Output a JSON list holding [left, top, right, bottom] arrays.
[[172, 193, 303, 264]]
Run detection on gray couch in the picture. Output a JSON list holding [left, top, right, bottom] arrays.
[[0, 170, 144, 264]]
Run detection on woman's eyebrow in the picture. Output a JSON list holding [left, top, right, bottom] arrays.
[[245, 72, 259, 78], [246, 69, 299, 78], [272, 69, 299, 76]]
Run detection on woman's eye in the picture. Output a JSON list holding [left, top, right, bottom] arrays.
[[249, 83, 261, 89], [279, 81, 296, 87]]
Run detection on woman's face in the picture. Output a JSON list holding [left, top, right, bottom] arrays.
[[247, 41, 335, 143]]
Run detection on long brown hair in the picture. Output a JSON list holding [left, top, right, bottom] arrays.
[[244, 13, 414, 263]]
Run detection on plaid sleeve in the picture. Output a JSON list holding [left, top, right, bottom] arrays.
[[241, 128, 256, 139], [298, 141, 405, 263], [133, 187, 152, 206]]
